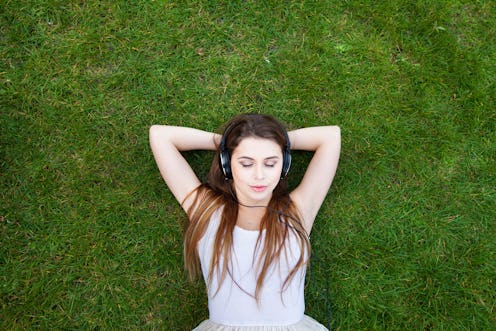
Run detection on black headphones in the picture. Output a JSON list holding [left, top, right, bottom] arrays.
[[219, 118, 292, 180]]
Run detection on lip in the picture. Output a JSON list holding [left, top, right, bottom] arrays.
[[250, 185, 268, 192]]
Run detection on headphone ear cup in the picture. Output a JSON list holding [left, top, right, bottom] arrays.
[[220, 150, 232, 179], [281, 149, 292, 179]]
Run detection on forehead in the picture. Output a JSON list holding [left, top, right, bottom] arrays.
[[232, 137, 282, 158]]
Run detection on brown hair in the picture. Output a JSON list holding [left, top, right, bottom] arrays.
[[183, 114, 310, 302]]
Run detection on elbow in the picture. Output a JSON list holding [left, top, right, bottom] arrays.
[[334, 126, 341, 143], [149, 125, 170, 146], [149, 124, 162, 135], [332, 125, 341, 136], [149, 125, 157, 135], [325, 126, 341, 150], [149, 125, 179, 149], [326, 125, 341, 140], [149, 125, 160, 143]]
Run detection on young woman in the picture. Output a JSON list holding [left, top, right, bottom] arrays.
[[150, 114, 341, 330]]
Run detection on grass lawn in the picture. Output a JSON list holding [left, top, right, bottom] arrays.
[[1, 1, 495, 330]]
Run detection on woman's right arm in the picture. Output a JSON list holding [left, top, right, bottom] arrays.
[[149, 125, 220, 212]]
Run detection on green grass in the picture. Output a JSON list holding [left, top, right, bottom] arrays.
[[1, 0, 495, 330]]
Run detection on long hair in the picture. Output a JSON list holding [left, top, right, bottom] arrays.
[[183, 114, 311, 302]]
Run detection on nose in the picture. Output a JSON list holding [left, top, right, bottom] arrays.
[[254, 164, 265, 180]]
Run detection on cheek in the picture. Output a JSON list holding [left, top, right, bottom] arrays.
[[270, 164, 284, 177], [231, 166, 247, 182], [265, 170, 282, 187]]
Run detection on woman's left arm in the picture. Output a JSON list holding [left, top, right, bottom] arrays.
[[289, 126, 341, 233]]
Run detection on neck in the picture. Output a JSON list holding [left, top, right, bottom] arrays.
[[237, 205, 265, 231]]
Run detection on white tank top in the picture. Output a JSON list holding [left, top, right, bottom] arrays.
[[198, 208, 306, 326]]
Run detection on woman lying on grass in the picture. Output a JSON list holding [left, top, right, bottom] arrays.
[[150, 113, 340, 330]]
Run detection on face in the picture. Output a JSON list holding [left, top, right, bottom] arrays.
[[230, 137, 283, 206]]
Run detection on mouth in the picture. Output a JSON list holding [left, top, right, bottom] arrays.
[[250, 185, 268, 193]]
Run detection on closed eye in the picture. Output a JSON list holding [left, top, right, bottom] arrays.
[[237, 156, 279, 168], [240, 163, 253, 168]]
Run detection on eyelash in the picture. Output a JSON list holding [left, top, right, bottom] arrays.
[[241, 163, 276, 168]]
